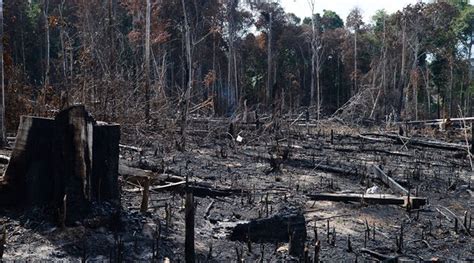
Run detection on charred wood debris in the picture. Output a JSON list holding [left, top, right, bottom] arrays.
[[0, 107, 472, 261]]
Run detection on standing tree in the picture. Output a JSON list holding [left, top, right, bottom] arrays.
[[180, 0, 192, 151], [226, 0, 239, 112], [307, 0, 321, 119], [144, 0, 151, 121], [346, 8, 363, 97]]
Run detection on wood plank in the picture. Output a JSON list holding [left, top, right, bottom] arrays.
[[373, 165, 409, 195]]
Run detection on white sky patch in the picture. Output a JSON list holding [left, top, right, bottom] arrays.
[[280, 0, 473, 23]]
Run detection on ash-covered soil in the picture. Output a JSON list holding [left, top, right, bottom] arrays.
[[0, 119, 472, 261]]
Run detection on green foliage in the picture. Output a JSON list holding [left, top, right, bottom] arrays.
[[371, 9, 388, 33], [26, 2, 41, 22], [321, 10, 344, 31], [453, 5, 474, 42]]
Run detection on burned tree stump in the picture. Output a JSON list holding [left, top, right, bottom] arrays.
[[92, 122, 120, 202], [54, 106, 96, 221], [1, 116, 57, 206], [0, 105, 120, 224], [229, 210, 306, 257]]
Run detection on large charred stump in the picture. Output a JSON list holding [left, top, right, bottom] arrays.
[[230, 210, 306, 257], [0, 105, 120, 224], [92, 122, 120, 202], [1, 117, 56, 206], [54, 106, 95, 222]]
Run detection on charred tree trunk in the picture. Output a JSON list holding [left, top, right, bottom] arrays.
[[0, 0, 5, 147], [0, 106, 120, 223]]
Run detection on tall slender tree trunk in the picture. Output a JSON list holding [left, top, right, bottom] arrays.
[[449, 56, 454, 116], [0, 0, 5, 146], [336, 56, 340, 108], [310, 14, 316, 108], [44, 0, 50, 88], [382, 15, 387, 116], [425, 66, 431, 118], [468, 34, 472, 81], [398, 20, 406, 118], [266, 12, 272, 105], [180, 0, 193, 151], [316, 55, 321, 120], [20, 11, 26, 73], [227, 0, 238, 113], [144, 0, 151, 121], [410, 41, 419, 120], [354, 29, 357, 95]]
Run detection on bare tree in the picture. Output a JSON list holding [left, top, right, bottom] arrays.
[[44, 0, 50, 88], [180, 0, 193, 151], [307, 0, 323, 120], [266, 11, 273, 105], [347, 8, 363, 98], [307, 0, 316, 114], [227, 0, 239, 111], [145, 0, 151, 120]]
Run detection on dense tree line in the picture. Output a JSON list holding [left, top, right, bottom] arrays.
[[0, 0, 473, 132]]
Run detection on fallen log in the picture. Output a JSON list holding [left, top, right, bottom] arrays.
[[363, 133, 468, 151], [395, 117, 474, 126], [119, 144, 143, 153], [244, 151, 361, 176], [307, 193, 426, 209], [373, 165, 409, 195], [119, 163, 242, 197], [124, 178, 244, 198], [119, 163, 152, 178], [229, 209, 306, 257], [360, 248, 397, 262], [124, 181, 186, 193], [358, 134, 393, 143], [332, 146, 412, 158]]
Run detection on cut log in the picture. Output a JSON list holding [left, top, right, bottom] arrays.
[[229, 210, 306, 257], [373, 165, 409, 195], [307, 193, 426, 209]]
